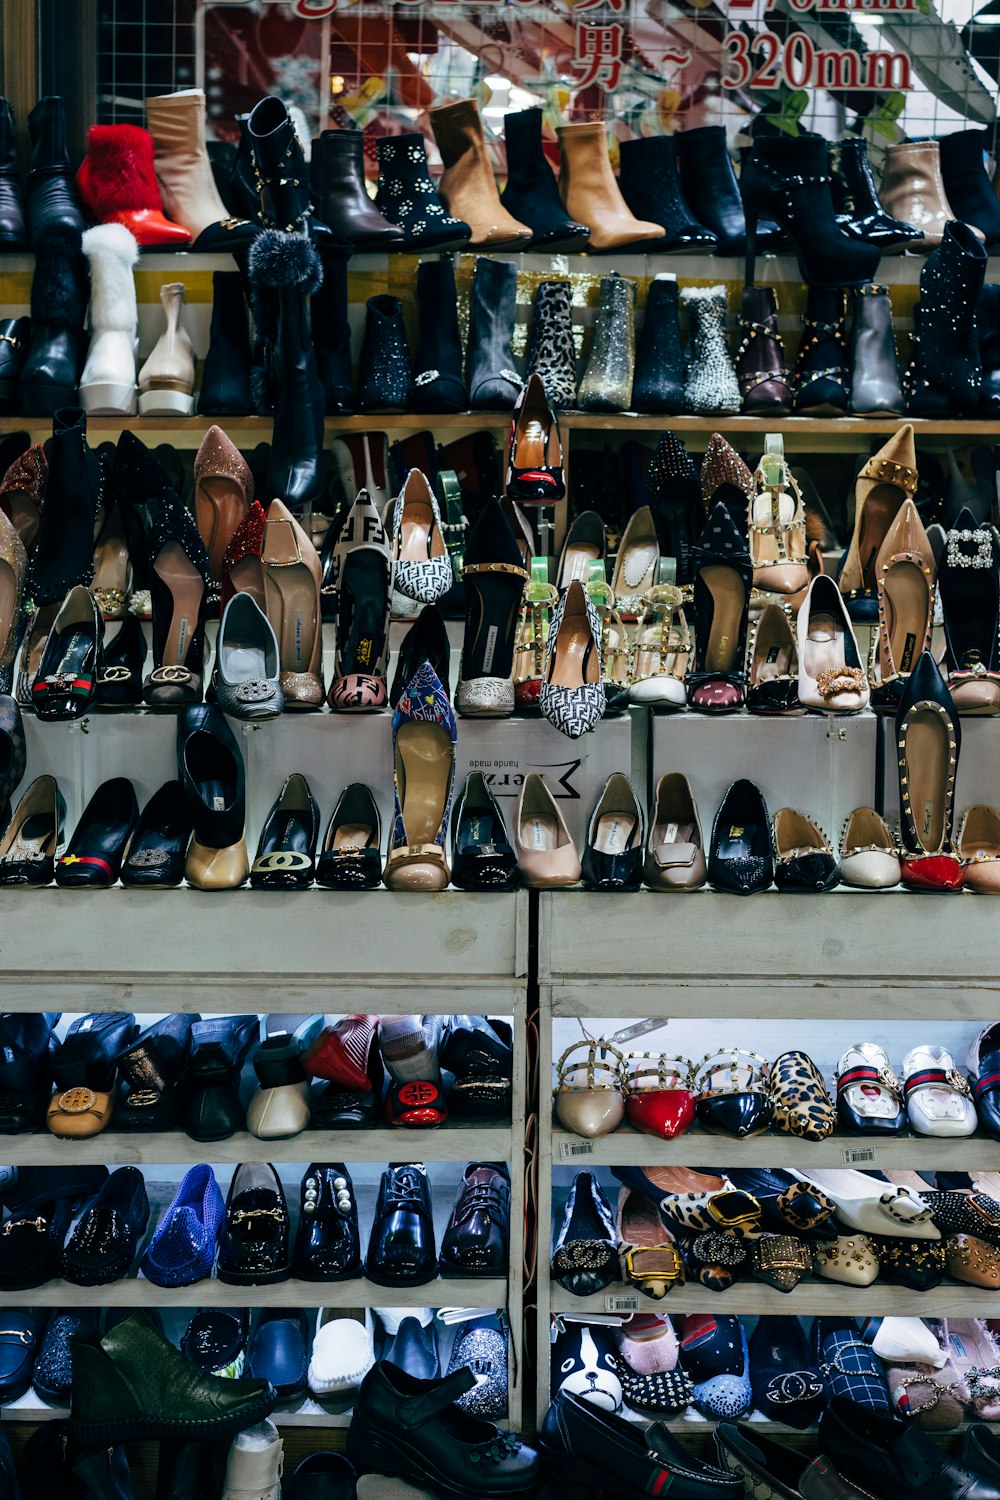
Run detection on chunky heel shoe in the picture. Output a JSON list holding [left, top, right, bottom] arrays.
[[385, 663, 456, 892], [247, 1014, 321, 1138], [32, 584, 104, 719], [456, 499, 527, 718], [182, 1014, 260, 1141], [686, 504, 751, 713], [0, 1012, 59, 1132], [120, 780, 195, 889], [328, 489, 391, 713], [178, 703, 249, 890], [56, 777, 139, 888], [895, 650, 963, 891]]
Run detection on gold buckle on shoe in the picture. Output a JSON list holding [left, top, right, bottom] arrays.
[[623, 1245, 683, 1283], [56, 1086, 97, 1114]]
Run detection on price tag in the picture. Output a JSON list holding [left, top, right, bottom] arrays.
[[841, 1145, 877, 1166], [605, 1294, 640, 1314], [559, 1138, 595, 1162]]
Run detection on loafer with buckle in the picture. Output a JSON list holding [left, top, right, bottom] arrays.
[[0, 1311, 42, 1403], [46, 1011, 138, 1138], [903, 1044, 977, 1136], [216, 1162, 291, 1286], [836, 1043, 907, 1136]]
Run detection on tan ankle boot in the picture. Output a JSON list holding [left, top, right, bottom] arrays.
[[430, 98, 531, 249], [880, 142, 984, 252], [138, 282, 196, 415], [557, 122, 665, 252], [145, 89, 236, 244]]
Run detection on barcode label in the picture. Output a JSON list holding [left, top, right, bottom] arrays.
[[841, 1145, 877, 1165], [559, 1139, 595, 1161], [605, 1294, 640, 1314]]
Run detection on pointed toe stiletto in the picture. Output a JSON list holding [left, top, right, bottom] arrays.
[[193, 426, 252, 591], [687, 503, 751, 713], [31, 584, 104, 720], [221, 499, 267, 612], [839, 424, 917, 620], [870, 500, 936, 715], [540, 578, 605, 738], [456, 499, 527, 719], [0, 442, 45, 554], [55, 777, 139, 888], [581, 772, 644, 891], [262, 500, 324, 709], [629, 586, 690, 709], [708, 779, 774, 895], [0, 509, 26, 698], [177, 703, 249, 890], [514, 772, 581, 888], [556, 511, 606, 593], [390, 603, 450, 710], [554, 1038, 626, 1139], [328, 489, 392, 713], [749, 443, 811, 596], [384, 661, 457, 892], [895, 650, 963, 891], [611, 506, 661, 616], [451, 772, 519, 891], [390, 469, 453, 618], [797, 574, 869, 714], [251, 773, 320, 890], [506, 373, 565, 505], [317, 783, 383, 890]]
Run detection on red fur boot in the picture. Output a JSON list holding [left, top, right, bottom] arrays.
[[77, 124, 192, 246]]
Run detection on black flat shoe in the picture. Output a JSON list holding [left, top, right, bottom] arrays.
[[773, 806, 840, 891], [694, 1049, 775, 1139], [180, 1307, 250, 1378], [182, 1014, 260, 1142], [293, 1162, 363, 1281], [364, 1162, 437, 1287], [177, 702, 249, 890], [0, 1011, 58, 1132], [451, 772, 519, 891], [216, 1161, 291, 1285], [708, 779, 774, 894], [347, 1361, 538, 1500], [390, 602, 450, 708], [581, 772, 644, 891], [247, 1309, 310, 1402], [0, 1310, 42, 1403], [115, 1013, 199, 1130], [55, 777, 139, 887], [95, 612, 147, 708], [32, 1310, 98, 1403], [551, 1169, 617, 1297], [31, 584, 104, 720], [748, 1318, 825, 1429], [251, 772, 319, 889], [0, 774, 64, 886], [120, 780, 194, 888], [440, 1016, 513, 1119], [316, 782, 382, 889], [61, 1165, 151, 1286]]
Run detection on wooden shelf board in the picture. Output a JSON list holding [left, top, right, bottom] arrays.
[[548, 1127, 1000, 1170], [15, 1276, 509, 1309], [550, 1281, 1000, 1316]]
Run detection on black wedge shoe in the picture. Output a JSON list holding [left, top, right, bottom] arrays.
[[177, 703, 249, 890], [456, 498, 527, 718], [111, 432, 211, 707], [390, 603, 451, 708], [182, 1014, 260, 1142], [251, 772, 320, 890], [317, 783, 383, 890], [120, 780, 194, 889], [686, 503, 753, 713], [581, 772, 644, 892], [293, 1163, 363, 1282], [939, 507, 1000, 715], [55, 777, 139, 888], [95, 613, 147, 708], [551, 1170, 618, 1297], [708, 779, 774, 895], [0, 775, 64, 885], [740, 135, 882, 288], [115, 1013, 199, 1130], [0, 1012, 59, 1132], [451, 772, 519, 892], [31, 584, 104, 720]]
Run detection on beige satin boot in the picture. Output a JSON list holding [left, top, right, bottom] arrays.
[[145, 89, 239, 246], [880, 141, 984, 252], [430, 98, 531, 250], [557, 122, 664, 252], [138, 282, 195, 415]]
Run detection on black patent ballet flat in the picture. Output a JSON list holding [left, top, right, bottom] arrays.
[[694, 1050, 774, 1139], [551, 1170, 618, 1297], [31, 584, 104, 720], [707, 779, 774, 895]]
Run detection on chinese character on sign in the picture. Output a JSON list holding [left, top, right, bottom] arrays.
[[573, 22, 625, 90], [572, 0, 626, 13]]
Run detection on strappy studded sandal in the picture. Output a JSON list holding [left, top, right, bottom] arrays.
[[748, 439, 810, 596], [512, 573, 558, 713], [553, 1038, 626, 1140], [622, 1054, 695, 1140], [628, 585, 691, 710], [694, 1049, 774, 1139]]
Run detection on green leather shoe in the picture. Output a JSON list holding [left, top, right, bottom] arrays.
[[69, 1309, 275, 1443]]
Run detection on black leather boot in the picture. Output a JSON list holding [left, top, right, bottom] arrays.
[[154, 1440, 220, 1500], [247, 228, 326, 507], [24, 97, 84, 240], [22, 1421, 86, 1498], [849, 283, 903, 417], [0, 316, 30, 411], [977, 282, 1000, 415], [940, 129, 1000, 249], [526, 280, 576, 411], [74, 1445, 134, 1499], [311, 129, 403, 250], [18, 223, 88, 415], [632, 275, 686, 415], [905, 221, 986, 417], [412, 258, 467, 413], [740, 134, 881, 287], [676, 126, 784, 258], [0, 99, 25, 249], [357, 295, 412, 413], [197, 271, 253, 416], [499, 107, 588, 250], [468, 256, 520, 411], [618, 136, 717, 252], [30, 408, 101, 605], [246, 96, 326, 238], [794, 286, 848, 415], [312, 245, 354, 414], [830, 137, 922, 249], [226, 115, 263, 224]]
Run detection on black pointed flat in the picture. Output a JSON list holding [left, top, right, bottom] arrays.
[[707, 779, 774, 894]]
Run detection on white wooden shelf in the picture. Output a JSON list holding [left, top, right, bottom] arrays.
[[549, 1281, 1000, 1316], [0, 1124, 513, 1167], [549, 1126, 1000, 1170], [7, 1275, 509, 1309]]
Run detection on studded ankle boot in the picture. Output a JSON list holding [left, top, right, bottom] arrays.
[[794, 287, 848, 416], [680, 285, 740, 417], [905, 221, 986, 417], [735, 283, 791, 416]]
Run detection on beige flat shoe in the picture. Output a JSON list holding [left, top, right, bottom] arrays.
[[644, 772, 705, 891], [958, 804, 1000, 892], [513, 772, 581, 888]]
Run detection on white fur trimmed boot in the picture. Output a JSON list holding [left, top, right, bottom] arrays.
[[138, 281, 196, 415], [79, 223, 139, 415], [220, 1419, 283, 1500]]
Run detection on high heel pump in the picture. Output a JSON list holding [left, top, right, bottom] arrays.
[[177, 703, 249, 890], [327, 489, 392, 713], [540, 578, 605, 738], [869, 499, 936, 714], [505, 373, 565, 505], [262, 499, 324, 709], [384, 661, 457, 892], [456, 498, 527, 718], [193, 426, 252, 591], [686, 503, 752, 713], [31, 585, 104, 720]]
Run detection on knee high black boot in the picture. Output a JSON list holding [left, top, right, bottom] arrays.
[[197, 271, 253, 416], [248, 229, 326, 508], [905, 221, 986, 417], [18, 222, 88, 415], [30, 407, 101, 605], [311, 245, 354, 415]]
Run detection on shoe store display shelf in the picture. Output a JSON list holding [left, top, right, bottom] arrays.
[[548, 1127, 1000, 1171], [548, 1285, 1000, 1318], [19, 1275, 508, 1310]]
